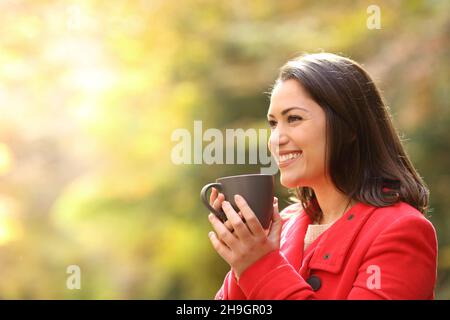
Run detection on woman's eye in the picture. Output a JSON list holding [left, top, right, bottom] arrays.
[[288, 115, 303, 123], [268, 120, 277, 128]]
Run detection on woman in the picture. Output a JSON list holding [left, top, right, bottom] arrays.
[[207, 52, 438, 300]]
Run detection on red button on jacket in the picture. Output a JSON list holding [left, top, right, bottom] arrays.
[[214, 201, 438, 300]]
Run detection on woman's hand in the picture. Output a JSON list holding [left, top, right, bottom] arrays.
[[208, 194, 281, 279], [209, 187, 241, 232]]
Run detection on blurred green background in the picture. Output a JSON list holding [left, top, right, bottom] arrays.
[[0, 0, 449, 299]]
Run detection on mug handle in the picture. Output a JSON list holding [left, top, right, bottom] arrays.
[[200, 182, 227, 222]]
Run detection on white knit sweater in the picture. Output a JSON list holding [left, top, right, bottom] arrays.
[[304, 221, 335, 251]]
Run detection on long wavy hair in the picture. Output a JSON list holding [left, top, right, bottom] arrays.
[[272, 53, 429, 222]]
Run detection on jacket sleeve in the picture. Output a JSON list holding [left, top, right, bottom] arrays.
[[215, 251, 317, 300], [214, 269, 247, 300], [347, 214, 438, 299], [214, 205, 301, 300], [233, 214, 437, 300], [235, 250, 318, 299]]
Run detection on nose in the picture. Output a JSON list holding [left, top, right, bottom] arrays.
[[268, 129, 289, 153]]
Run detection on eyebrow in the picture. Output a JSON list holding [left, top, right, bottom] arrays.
[[267, 107, 309, 118]]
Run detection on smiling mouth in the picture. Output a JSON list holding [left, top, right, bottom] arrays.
[[277, 151, 303, 167]]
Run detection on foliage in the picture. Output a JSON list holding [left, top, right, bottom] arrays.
[[0, 0, 448, 299]]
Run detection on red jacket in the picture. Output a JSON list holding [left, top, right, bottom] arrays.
[[214, 201, 438, 300]]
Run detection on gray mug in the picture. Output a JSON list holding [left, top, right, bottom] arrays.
[[200, 174, 275, 229]]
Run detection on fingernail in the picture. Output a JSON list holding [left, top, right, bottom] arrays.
[[208, 231, 214, 238], [222, 201, 230, 207], [234, 194, 242, 202], [208, 213, 214, 220]]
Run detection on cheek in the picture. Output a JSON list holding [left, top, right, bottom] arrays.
[[303, 130, 327, 171], [309, 142, 325, 161], [306, 149, 326, 175]]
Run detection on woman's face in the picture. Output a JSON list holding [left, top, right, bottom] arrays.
[[267, 79, 328, 189]]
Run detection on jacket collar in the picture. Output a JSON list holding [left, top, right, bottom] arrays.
[[307, 201, 376, 274], [280, 207, 312, 271]]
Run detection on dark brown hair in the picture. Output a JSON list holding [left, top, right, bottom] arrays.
[[273, 53, 429, 221]]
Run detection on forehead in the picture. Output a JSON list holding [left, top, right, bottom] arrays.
[[268, 79, 316, 114]]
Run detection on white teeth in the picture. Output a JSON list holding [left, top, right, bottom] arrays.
[[279, 152, 302, 162]]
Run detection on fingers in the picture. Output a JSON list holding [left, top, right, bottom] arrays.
[[212, 192, 225, 212], [221, 201, 252, 240], [267, 196, 282, 243], [210, 188, 224, 209], [224, 211, 245, 233], [224, 220, 234, 232], [210, 188, 225, 213], [273, 197, 279, 215], [208, 231, 232, 261], [208, 213, 237, 248], [234, 194, 265, 235], [271, 197, 281, 226], [209, 187, 217, 205], [209, 188, 227, 223], [209, 189, 245, 233], [265, 197, 279, 235]]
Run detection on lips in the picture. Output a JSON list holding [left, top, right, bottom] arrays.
[[277, 151, 303, 167]]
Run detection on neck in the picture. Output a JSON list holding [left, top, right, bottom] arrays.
[[312, 178, 356, 225]]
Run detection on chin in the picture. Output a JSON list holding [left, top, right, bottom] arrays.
[[280, 170, 315, 189], [280, 173, 303, 189]]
